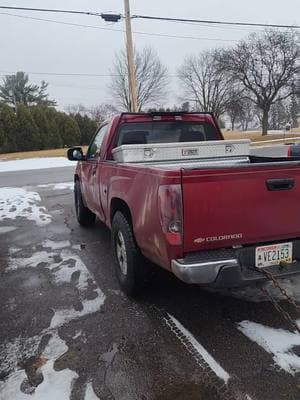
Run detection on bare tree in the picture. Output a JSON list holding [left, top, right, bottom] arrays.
[[238, 99, 257, 131], [65, 104, 87, 115], [89, 103, 118, 125], [268, 100, 290, 130], [225, 89, 247, 131], [178, 50, 234, 120], [65, 103, 118, 125], [219, 30, 300, 135], [109, 47, 169, 111]]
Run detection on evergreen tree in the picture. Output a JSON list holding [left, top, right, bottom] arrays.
[[44, 108, 63, 149], [31, 106, 51, 149], [0, 72, 56, 107], [73, 113, 97, 145], [15, 105, 40, 151], [57, 113, 81, 147], [0, 104, 18, 152], [0, 114, 5, 150]]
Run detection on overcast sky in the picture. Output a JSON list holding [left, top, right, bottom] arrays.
[[0, 0, 299, 110]]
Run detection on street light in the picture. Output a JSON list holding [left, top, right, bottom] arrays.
[[101, 0, 138, 113]]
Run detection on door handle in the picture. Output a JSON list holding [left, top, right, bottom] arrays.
[[266, 178, 295, 191]]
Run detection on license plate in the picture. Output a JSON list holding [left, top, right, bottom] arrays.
[[255, 242, 293, 268]]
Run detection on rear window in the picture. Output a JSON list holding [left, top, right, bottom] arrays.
[[116, 121, 219, 147]]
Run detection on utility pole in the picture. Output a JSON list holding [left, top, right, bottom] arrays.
[[124, 0, 138, 112]]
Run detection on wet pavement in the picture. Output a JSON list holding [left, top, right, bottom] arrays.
[[1, 167, 300, 400]]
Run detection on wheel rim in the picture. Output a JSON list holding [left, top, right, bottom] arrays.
[[116, 231, 128, 275]]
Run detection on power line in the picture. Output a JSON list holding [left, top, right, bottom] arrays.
[[0, 12, 237, 42], [132, 14, 300, 29], [0, 70, 181, 78], [0, 70, 115, 77], [0, 5, 299, 29], [0, 5, 103, 17]]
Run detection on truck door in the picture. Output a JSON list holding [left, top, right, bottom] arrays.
[[81, 125, 108, 219]]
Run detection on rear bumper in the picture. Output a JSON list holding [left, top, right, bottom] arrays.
[[171, 244, 300, 288]]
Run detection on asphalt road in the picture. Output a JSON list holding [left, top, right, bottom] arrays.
[[0, 166, 75, 187], [1, 161, 300, 400]]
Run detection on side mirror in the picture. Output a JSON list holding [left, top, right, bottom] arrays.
[[67, 147, 84, 161]]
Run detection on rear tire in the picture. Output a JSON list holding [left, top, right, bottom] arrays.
[[74, 180, 96, 227], [111, 211, 147, 296]]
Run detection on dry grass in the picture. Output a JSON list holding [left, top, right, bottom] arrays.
[[223, 131, 300, 144], [0, 147, 88, 161]]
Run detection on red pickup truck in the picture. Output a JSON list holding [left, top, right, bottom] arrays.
[[68, 112, 300, 295]]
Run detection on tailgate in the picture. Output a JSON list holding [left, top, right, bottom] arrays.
[[182, 164, 300, 252]]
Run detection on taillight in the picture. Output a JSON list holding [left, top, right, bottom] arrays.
[[287, 146, 292, 157], [158, 185, 183, 246]]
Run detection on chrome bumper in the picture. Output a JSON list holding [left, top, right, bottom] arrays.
[[172, 254, 300, 288], [171, 258, 240, 285]]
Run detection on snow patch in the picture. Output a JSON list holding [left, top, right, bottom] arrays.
[[238, 320, 300, 375], [1, 238, 105, 399], [38, 182, 74, 190], [42, 239, 71, 250], [72, 330, 82, 340], [0, 157, 74, 173], [0, 333, 77, 400], [8, 244, 106, 329], [8, 250, 58, 271], [0, 335, 41, 376], [50, 288, 105, 329], [42, 332, 68, 360], [0, 226, 17, 234], [72, 244, 83, 251], [166, 314, 230, 383], [0, 187, 51, 226], [85, 382, 100, 400]]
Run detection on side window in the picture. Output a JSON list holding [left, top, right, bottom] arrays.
[[87, 125, 108, 160]]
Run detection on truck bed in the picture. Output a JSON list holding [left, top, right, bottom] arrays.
[[181, 157, 300, 252]]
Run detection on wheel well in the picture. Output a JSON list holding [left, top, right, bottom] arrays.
[[110, 198, 132, 226]]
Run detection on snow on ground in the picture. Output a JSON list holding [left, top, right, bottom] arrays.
[[0, 226, 17, 234], [85, 382, 100, 400], [7, 241, 106, 329], [1, 238, 105, 399], [38, 182, 74, 190], [0, 157, 74, 173], [238, 320, 300, 375], [42, 239, 71, 250], [165, 314, 230, 383], [0, 187, 52, 226], [0, 333, 78, 400]]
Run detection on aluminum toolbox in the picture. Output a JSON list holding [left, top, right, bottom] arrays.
[[112, 140, 250, 163]]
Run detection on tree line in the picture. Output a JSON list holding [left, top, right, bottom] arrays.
[[1, 28, 299, 154], [110, 29, 300, 135], [0, 103, 98, 153], [0, 72, 99, 153]]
